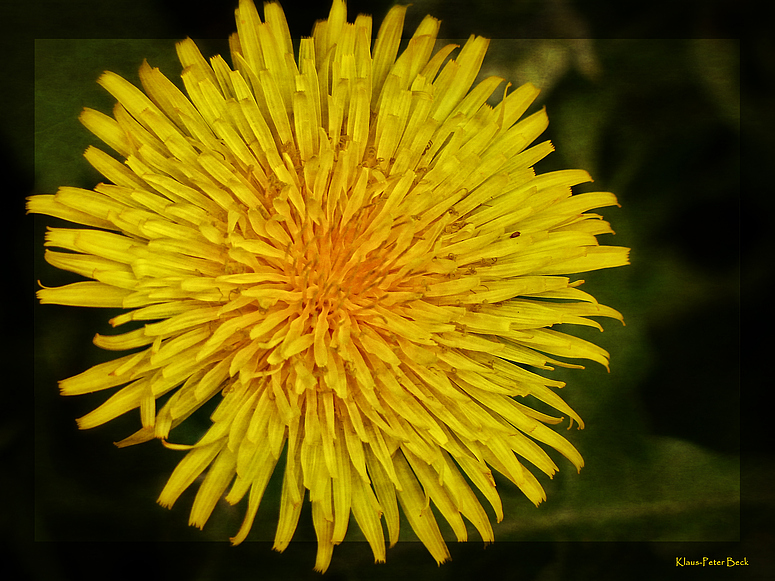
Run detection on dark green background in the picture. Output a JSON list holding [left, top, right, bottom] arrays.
[[4, 0, 767, 579]]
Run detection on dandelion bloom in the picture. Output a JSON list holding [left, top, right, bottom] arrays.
[[30, 0, 629, 571]]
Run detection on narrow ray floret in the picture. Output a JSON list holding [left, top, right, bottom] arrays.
[[30, 0, 629, 572]]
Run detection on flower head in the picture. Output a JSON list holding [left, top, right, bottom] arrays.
[[30, 0, 629, 571]]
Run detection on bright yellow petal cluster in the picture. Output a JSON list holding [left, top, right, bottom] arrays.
[[30, 0, 629, 571]]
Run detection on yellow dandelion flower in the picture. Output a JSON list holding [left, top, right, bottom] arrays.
[[30, 0, 629, 571]]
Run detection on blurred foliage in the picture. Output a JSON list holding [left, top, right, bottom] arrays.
[[11, 0, 764, 579]]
